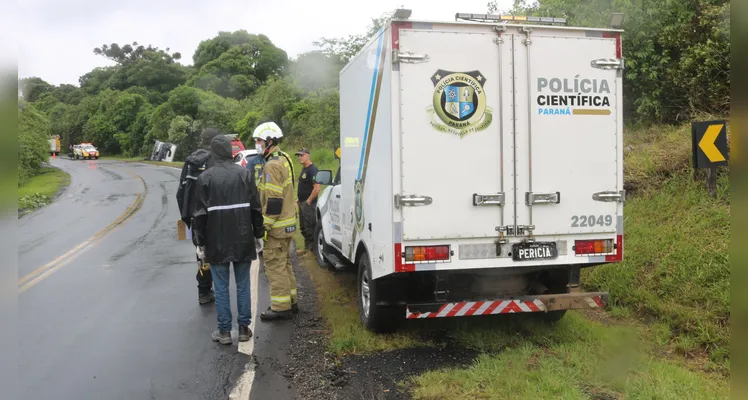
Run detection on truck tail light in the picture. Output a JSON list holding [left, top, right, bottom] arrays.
[[574, 239, 615, 255], [404, 245, 450, 262]]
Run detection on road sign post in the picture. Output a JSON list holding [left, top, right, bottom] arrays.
[[692, 120, 728, 198]]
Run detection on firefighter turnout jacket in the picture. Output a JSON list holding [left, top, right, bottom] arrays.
[[261, 147, 297, 239]]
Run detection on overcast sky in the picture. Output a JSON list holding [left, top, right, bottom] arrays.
[[17, 0, 513, 86]]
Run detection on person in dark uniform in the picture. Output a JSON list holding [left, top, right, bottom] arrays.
[[295, 148, 320, 252], [176, 128, 221, 305]]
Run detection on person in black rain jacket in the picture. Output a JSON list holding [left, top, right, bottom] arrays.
[[191, 134, 265, 344], [177, 128, 219, 305]]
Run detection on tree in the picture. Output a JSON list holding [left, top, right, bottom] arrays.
[[190, 31, 288, 99], [89, 42, 189, 95], [94, 42, 181, 64], [234, 77, 302, 141], [19, 77, 53, 103], [18, 100, 51, 185]]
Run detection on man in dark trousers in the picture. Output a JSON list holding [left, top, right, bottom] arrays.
[[176, 128, 220, 305], [191, 134, 265, 344], [295, 148, 320, 252]]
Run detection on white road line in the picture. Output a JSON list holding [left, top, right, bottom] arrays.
[[229, 258, 260, 399]]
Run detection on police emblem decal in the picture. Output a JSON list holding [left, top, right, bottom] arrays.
[[354, 180, 364, 232], [427, 70, 493, 138]]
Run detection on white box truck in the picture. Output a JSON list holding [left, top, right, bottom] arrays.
[[314, 11, 626, 333]]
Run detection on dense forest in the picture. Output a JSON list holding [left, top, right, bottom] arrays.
[[18, 0, 729, 184]]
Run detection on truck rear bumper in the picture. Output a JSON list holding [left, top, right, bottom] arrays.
[[405, 291, 608, 319]]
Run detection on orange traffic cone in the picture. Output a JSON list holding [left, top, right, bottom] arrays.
[[52, 152, 56, 159]]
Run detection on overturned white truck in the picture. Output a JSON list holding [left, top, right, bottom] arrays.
[[314, 11, 625, 332]]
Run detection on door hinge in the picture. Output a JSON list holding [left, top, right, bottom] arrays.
[[521, 26, 532, 45], [393, 50, 429, 64], [473, 193, 505, 206], [394, 194, 433, 208], [592, 190, 626, 203], [498, 225, 535, 237], [591, 58, 625, 70], [525, 192, 561, 205]]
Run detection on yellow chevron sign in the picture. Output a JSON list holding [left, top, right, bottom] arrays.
[[692, 121, 728, 168]]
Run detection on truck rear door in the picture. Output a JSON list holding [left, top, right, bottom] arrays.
[[512, 31, 623, 238], [396, 27, 510, 241]]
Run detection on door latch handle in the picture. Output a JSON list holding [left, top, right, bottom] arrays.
[[525, 192, 560, 205], [394, 194, 432, 208], [473, 193, 505, 206], [592, 190, 626, 203]]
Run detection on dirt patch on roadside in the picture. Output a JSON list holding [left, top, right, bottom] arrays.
[[284, 250, 479, 400]]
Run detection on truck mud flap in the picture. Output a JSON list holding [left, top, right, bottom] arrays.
[[405, 292, 608, 319]]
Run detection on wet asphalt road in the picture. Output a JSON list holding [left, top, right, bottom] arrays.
[[18, 157, 294, 399]]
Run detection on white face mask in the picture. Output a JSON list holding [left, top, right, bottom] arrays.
[[255, 143, 263, 153]]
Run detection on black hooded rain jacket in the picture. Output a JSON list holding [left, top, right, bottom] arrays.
[[191, 135, 265, 264]]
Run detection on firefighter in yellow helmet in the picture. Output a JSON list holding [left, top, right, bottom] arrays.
[[254, 122, 299, 320]]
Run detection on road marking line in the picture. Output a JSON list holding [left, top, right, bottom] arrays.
[[18, 171, 146, 293], [229, 258, 260, 399]]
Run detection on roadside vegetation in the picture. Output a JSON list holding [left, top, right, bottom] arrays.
[[18, 165, 70, 213], [585, 121, 730, 373]]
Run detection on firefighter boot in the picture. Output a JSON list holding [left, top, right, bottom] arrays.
[[260, 307, 293, 321]]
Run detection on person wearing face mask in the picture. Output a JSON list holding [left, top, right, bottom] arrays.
[[247, 130, 267, 190], [252, 122, 300, 320]]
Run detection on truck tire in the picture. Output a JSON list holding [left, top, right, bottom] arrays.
[[357, 252, 401, 333], [314, 223, 333, 270]]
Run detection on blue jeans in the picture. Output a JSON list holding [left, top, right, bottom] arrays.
[[210, 262, 251, 332]]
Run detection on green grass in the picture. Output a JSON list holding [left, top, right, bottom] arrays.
[[410, 313, 729, 400], [297, 253, 427, 355], [298, 250, 729, 397], [18, 166, 70, 212], [583, 122, 730, 372]]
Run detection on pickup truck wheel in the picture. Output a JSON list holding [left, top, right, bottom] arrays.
[[357, 253, 400, 333], [314, 223, 332, 270]]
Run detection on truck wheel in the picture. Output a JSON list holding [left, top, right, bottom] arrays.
[[314, 223, 333, 270], [357, 252, 401, 333]]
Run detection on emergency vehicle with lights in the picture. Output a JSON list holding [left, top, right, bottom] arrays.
[[314, 10, 626, 333], [74, 143, 99, 160]]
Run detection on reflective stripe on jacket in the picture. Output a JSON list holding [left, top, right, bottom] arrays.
[[260, 147, 298, 238]]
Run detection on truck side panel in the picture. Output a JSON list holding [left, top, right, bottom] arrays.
[[338, 26, 394, 279]]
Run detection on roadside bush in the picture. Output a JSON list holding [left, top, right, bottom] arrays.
[[18, 100, 51, 185]]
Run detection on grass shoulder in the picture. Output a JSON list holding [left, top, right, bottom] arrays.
[[296, 246, 729, 399], [18, 165, 70, 214]]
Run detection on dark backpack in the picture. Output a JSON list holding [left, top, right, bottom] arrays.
[[177, 149, 213, 225]]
